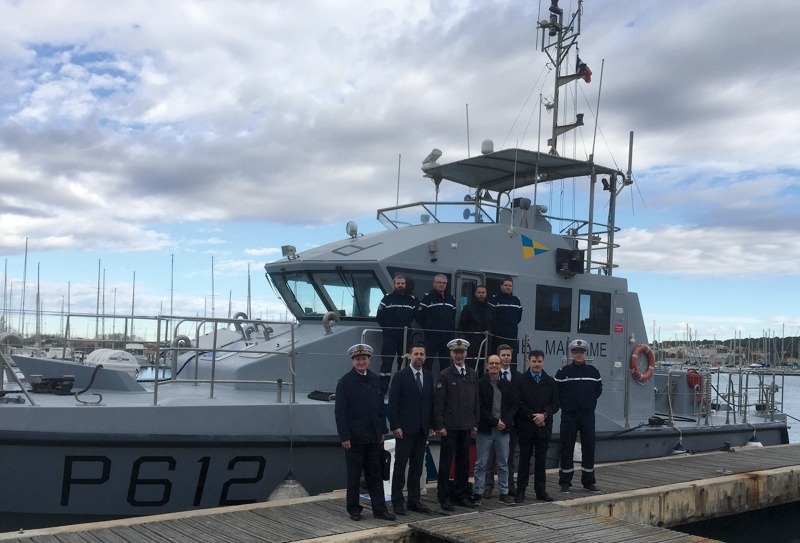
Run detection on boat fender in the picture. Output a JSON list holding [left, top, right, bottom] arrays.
[[630, 343, 655, 382]]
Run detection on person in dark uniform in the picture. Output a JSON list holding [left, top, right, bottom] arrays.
[[457, 284, 494, 376], [433, 338, 479, 511], [555, 339, 603, 493], [376, 274, 417, 396], [515, 349, 560, 503], [490, 277, 523, 363], [482, 343, 521, 499], [418, 274, 456, 375], [388, 343, 434, 515], [334, 344, 396, 522]]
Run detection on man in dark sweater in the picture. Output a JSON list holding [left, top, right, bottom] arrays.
[[555, 339, 603, 493], [376, 274, 417, 396], [457, 284, 494, 376], [490, 277, 523, 363], [418, 274, 457, 374], [514, 349, 560, 503]]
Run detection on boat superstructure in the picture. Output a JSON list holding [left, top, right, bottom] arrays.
[[0, 0, 789, 519]]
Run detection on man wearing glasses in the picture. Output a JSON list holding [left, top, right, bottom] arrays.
[[417, 274, 456, 374], [554, 339, 602, 493]]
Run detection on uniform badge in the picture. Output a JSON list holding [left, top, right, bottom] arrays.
[[436, 382, 443, 389]]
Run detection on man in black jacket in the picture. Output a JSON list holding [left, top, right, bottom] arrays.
[[470, 354, 517, 506], [433, 338, 479, 511], [388, 344, 434, 515], [457, 284, 494, 376], [555, 339, 603, 493], [514, 349, 560, 503], [376, 274, 417, 396], [335, 344, 396, 522], [418, 274, 456, 374]]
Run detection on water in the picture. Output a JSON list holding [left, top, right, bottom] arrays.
[[2, 374, 799, 537]]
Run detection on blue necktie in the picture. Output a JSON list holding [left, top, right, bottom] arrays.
[[416, 371, 423, 393], [534, 373, 540, 383], [503, 370, 509, 380]]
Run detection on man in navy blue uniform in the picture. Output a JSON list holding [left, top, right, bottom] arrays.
[[514, 349, 559, 503], [490, 278, 523, 363], [335, 344, 396, 522], [554, 339, 603, 493], [418, 274, 456, 374], [388, 343, 434, 515], [376, 274, 417, 396]]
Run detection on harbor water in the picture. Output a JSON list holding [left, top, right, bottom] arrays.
[[1, 374, 799, 537]]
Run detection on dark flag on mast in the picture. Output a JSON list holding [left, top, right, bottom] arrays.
[[577, 56, 592, 83]]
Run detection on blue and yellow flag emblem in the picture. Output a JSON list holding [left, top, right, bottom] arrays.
[[521, 235, 548, 259]]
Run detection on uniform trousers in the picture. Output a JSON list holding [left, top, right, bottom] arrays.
[[423, 331, 453, 375], [558, 410, 597, 487], [344, 441, 389, 516], [390, 429, 427, 507], [379, 329, 409, 395], [436, 430, 471, 503]]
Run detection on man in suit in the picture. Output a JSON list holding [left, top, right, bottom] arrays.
[[335, 344, 396, 522], [433, 338, 480, 511], [388, 343, 435, 515], [515, 349, 560, 503]]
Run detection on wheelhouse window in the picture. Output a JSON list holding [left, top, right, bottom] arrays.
[[578, 290, 611, 335], [535, 284, 572, 332], [270, 269, 383, 320]]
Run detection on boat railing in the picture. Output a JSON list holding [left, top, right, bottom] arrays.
[[707, 368, 786, 424], [150, 314, 297, 405], [377, 200, 620, 272]]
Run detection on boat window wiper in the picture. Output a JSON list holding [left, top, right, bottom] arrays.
[[335, 266, 364, 317], [279, 268, 300, 307]]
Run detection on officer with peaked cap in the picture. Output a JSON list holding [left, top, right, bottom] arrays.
[[335, 344, 396, 522], [432, 338, 480, 510], [554, 339, 603, 494]]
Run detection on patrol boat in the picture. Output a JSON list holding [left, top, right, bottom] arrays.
[[0, 0, 789, 519]]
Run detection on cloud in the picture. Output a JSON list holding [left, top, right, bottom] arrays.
[[244, 247, 279, 256]]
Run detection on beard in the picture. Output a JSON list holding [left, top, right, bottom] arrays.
[[395, 287, 405, 295]]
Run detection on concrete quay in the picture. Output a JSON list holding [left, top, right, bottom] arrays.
[[2, 443, 799, 543]]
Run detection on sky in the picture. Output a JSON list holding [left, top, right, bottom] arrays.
[[0, 0, 799, 343]]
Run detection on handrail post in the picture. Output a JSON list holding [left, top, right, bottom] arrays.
[[290, 323, 297, 404], [209, 326, 218, 399], [276, 378, 283, 403], [153, 315, 161, 406]]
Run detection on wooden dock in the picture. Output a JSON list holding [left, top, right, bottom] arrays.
[[4, 443, 800, 543]]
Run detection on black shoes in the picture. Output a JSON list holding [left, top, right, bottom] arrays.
[[440, 500, 455, 511], [454, 498, 476, 508], [537, 493, 555, 502], [349, 512, 362, 521], [560, 484, 571, 493], [470, 493, 483, 506], [374, 511, 397, 521], [393, 503, 406, 516], [407, 502, 431, 513], [514, 493, 525, 503], [584, 484, 601, 492]]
